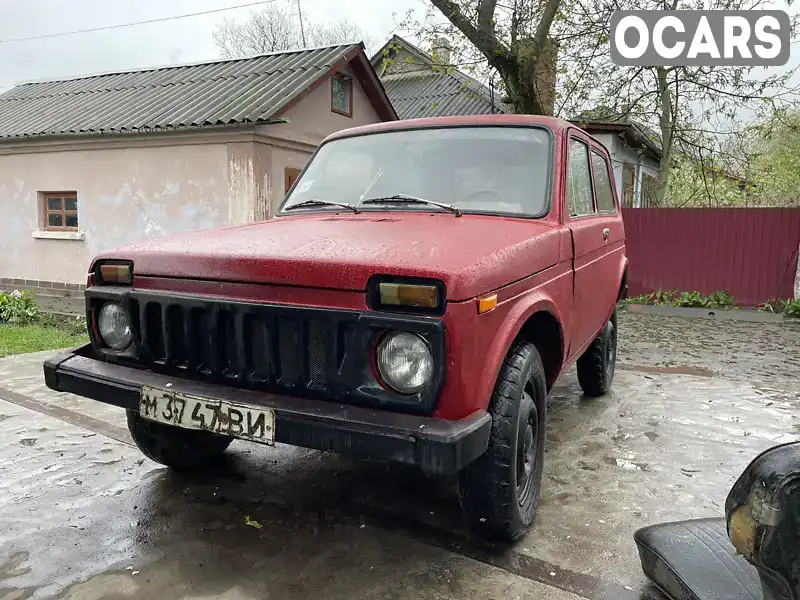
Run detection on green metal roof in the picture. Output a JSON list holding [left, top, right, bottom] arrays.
[[0, 44, 363, 139]]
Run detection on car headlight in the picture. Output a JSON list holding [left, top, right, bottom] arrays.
[[376, 332, 434, 394], [97, 302, 132, 351]]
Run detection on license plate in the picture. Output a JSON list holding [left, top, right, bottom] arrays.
[[139, 386, 275, 445]]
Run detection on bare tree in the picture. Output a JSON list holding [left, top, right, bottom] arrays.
[[399, 0, 563, 115], [213, 4, 375, 59], [559, 0, 800, 206], [214, 4, 301, 57], [307, 19, 375, 50]]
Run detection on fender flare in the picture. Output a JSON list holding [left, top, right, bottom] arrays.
[[474, 292, 567, 410]]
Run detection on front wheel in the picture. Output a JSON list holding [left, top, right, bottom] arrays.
[[576, 309, 617, 397], [126, 410, 233, 470], [458, 341, 548, 542]]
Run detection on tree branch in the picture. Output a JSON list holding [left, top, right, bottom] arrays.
[[478, 0, 499, 37], [533, 0, 561, 52], [428, 0, 515, 72]]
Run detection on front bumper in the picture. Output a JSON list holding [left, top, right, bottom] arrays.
[[43, 346, 491, 475]]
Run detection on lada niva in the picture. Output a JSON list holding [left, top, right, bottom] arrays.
[[44, 115, 628, 541]]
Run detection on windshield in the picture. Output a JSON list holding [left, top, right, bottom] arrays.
[[280, 126, 552, 217]]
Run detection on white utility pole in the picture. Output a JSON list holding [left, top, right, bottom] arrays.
[[296, 0, 306, 47]]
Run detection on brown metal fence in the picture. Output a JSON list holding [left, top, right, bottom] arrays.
[[622, 208, 800, 306]]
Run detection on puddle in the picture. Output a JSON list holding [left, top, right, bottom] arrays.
[[603, 456, 652, 472], [618, 364, 716, 377]]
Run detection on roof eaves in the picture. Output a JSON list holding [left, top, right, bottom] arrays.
[[569, 118, 662, 159], [349, 50, 398, 121], [0, 118, 288, 142]]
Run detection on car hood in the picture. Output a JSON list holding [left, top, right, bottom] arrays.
[[94, 212, 561, 301]]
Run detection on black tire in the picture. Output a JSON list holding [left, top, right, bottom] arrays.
[[458, 341, 547, 542], [126, 410, 233, 470], [576, 309, 618, 397]]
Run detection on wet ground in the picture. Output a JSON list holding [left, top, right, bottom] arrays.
[[0, 311, 797, 600]]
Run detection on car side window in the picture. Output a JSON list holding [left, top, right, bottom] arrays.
[[591, 150, 617, 214], [567, 139, 595, 218]]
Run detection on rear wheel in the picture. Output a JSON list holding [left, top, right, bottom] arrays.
[[576, 309, 617, 397], [458, 341, 547, 542], [126, 410, 233, 470]]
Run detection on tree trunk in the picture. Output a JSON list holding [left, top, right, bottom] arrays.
[[501, 38, 558, 115], [427, 0, 562, 116], [654, 67, 674, 207]]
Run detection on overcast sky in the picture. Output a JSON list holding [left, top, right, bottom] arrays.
[[0, 0, 797, 128], [0, 0, 424, 91]]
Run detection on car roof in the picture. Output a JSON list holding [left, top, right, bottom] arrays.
[[323, 114, 572, 143]]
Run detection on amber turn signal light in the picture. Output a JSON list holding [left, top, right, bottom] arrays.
[[478, 293, 498, 314], [379, 283, 438, 308], [98, 263, 133, 285]]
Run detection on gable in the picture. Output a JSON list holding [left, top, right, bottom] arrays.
[[376, 46, 432, 76], [263, 66, 382, 145]]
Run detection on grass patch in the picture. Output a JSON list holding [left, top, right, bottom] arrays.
[[0, 324, 88, 357]]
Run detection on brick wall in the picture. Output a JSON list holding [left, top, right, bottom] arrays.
[[0, 277, 85, 297]]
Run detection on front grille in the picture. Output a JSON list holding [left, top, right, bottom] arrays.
[[130, 294, 354, 393]]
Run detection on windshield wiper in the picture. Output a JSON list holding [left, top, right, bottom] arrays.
[[361, 194, 461, 217], [284, 199, 360, 214]]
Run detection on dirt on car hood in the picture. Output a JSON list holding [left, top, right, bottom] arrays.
[[92, 212, 562, 301]]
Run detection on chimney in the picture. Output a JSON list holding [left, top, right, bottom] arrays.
[[499, 37, 558, 115], [431, 37, 451, 65], [533, 37, 558, 116]]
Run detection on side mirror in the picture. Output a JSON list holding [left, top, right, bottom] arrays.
[[726, 441, 800, 600]]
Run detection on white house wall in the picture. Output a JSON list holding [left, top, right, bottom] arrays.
[[0, 142, 231, 286], [0, 68, 387, 290], [586, 133, 661, 205]]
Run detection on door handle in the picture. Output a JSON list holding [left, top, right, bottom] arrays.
[[602, 228, 610, 240]]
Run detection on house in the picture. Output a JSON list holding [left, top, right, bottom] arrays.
[[569, 117, 662, 208], [370, 35, 508, 118], [0, 43, 396, 296]]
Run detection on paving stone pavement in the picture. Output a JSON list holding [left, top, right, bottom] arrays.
[[617, 310, 800, 395], [0, 311, 797, 599]]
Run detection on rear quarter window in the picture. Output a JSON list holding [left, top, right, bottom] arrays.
[[591, 150, 617, 214], [567, 140, 595, 217]]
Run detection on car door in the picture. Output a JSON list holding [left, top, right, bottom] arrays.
[[589, 142, 626, 309], [564, 131, 624, 358]]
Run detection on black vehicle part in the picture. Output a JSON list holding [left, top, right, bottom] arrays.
[[726, 441, 800, 600], [127, 410, 233, 470], [577, 309, 617, 397], [634, 441, 800, 600], [458, 341, 547, 542], [84, 288, 446, 415], [43, 348, 490, 475], [635, 518, 764, 600]]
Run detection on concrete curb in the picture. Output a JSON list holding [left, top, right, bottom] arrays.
[[623, 303, 788, 323]]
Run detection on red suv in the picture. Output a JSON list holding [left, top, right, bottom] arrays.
[[44, 115, 627, 541]]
